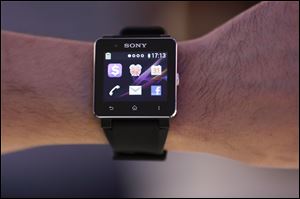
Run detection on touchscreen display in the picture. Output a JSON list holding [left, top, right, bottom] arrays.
[[103, 52, 168, 102], [94, 38, 176, 117]]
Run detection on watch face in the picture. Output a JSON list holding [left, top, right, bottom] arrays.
[[94, 37, 177, 117]]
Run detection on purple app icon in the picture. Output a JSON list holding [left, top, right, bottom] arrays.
[[108, 63, 122, 78]]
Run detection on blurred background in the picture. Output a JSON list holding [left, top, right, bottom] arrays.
[[1, 1, 299, 197], [2, 1, 259, 41]]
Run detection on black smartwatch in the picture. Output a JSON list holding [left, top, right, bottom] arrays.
[[93, 27, 178, 160]]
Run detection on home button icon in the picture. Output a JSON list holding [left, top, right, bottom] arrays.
[[132, 105, 138, 111]]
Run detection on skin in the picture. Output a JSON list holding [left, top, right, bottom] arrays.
[[1, 1, 299, 168]]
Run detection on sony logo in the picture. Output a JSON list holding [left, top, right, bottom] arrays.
[[124, 43, 147, 48]]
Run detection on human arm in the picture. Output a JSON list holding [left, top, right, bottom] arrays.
[[172, 1, 299, 168]]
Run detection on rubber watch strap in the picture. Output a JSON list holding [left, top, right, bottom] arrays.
[[102, 118, 169, 160]]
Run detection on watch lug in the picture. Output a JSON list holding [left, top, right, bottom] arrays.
[[101, 119, 112, 129]]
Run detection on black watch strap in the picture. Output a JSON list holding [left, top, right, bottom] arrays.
[[102, 27, 169, 160], [120, 26, 167, 37], [102, 118, 169, 160]]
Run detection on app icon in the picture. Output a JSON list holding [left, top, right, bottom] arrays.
[[151, 85, 162, 96], [108, 63, 122, 78], [129, 85, 142, 95], [129, 64, 142, 77], [151, 65, 162, 76], [105, 52, 111, 60], [109, 85, 120, 96]]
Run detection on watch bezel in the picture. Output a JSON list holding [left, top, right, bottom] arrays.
[[93, 37, 177, 118]]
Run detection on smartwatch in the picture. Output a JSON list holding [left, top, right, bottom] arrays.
[[93, 27, 178, 160]]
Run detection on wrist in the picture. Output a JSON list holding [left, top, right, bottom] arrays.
[[167, 39, 213, 152]]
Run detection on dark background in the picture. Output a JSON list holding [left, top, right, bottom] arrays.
[[2, 1, 260, 41], [1, 1, 299, 197]]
